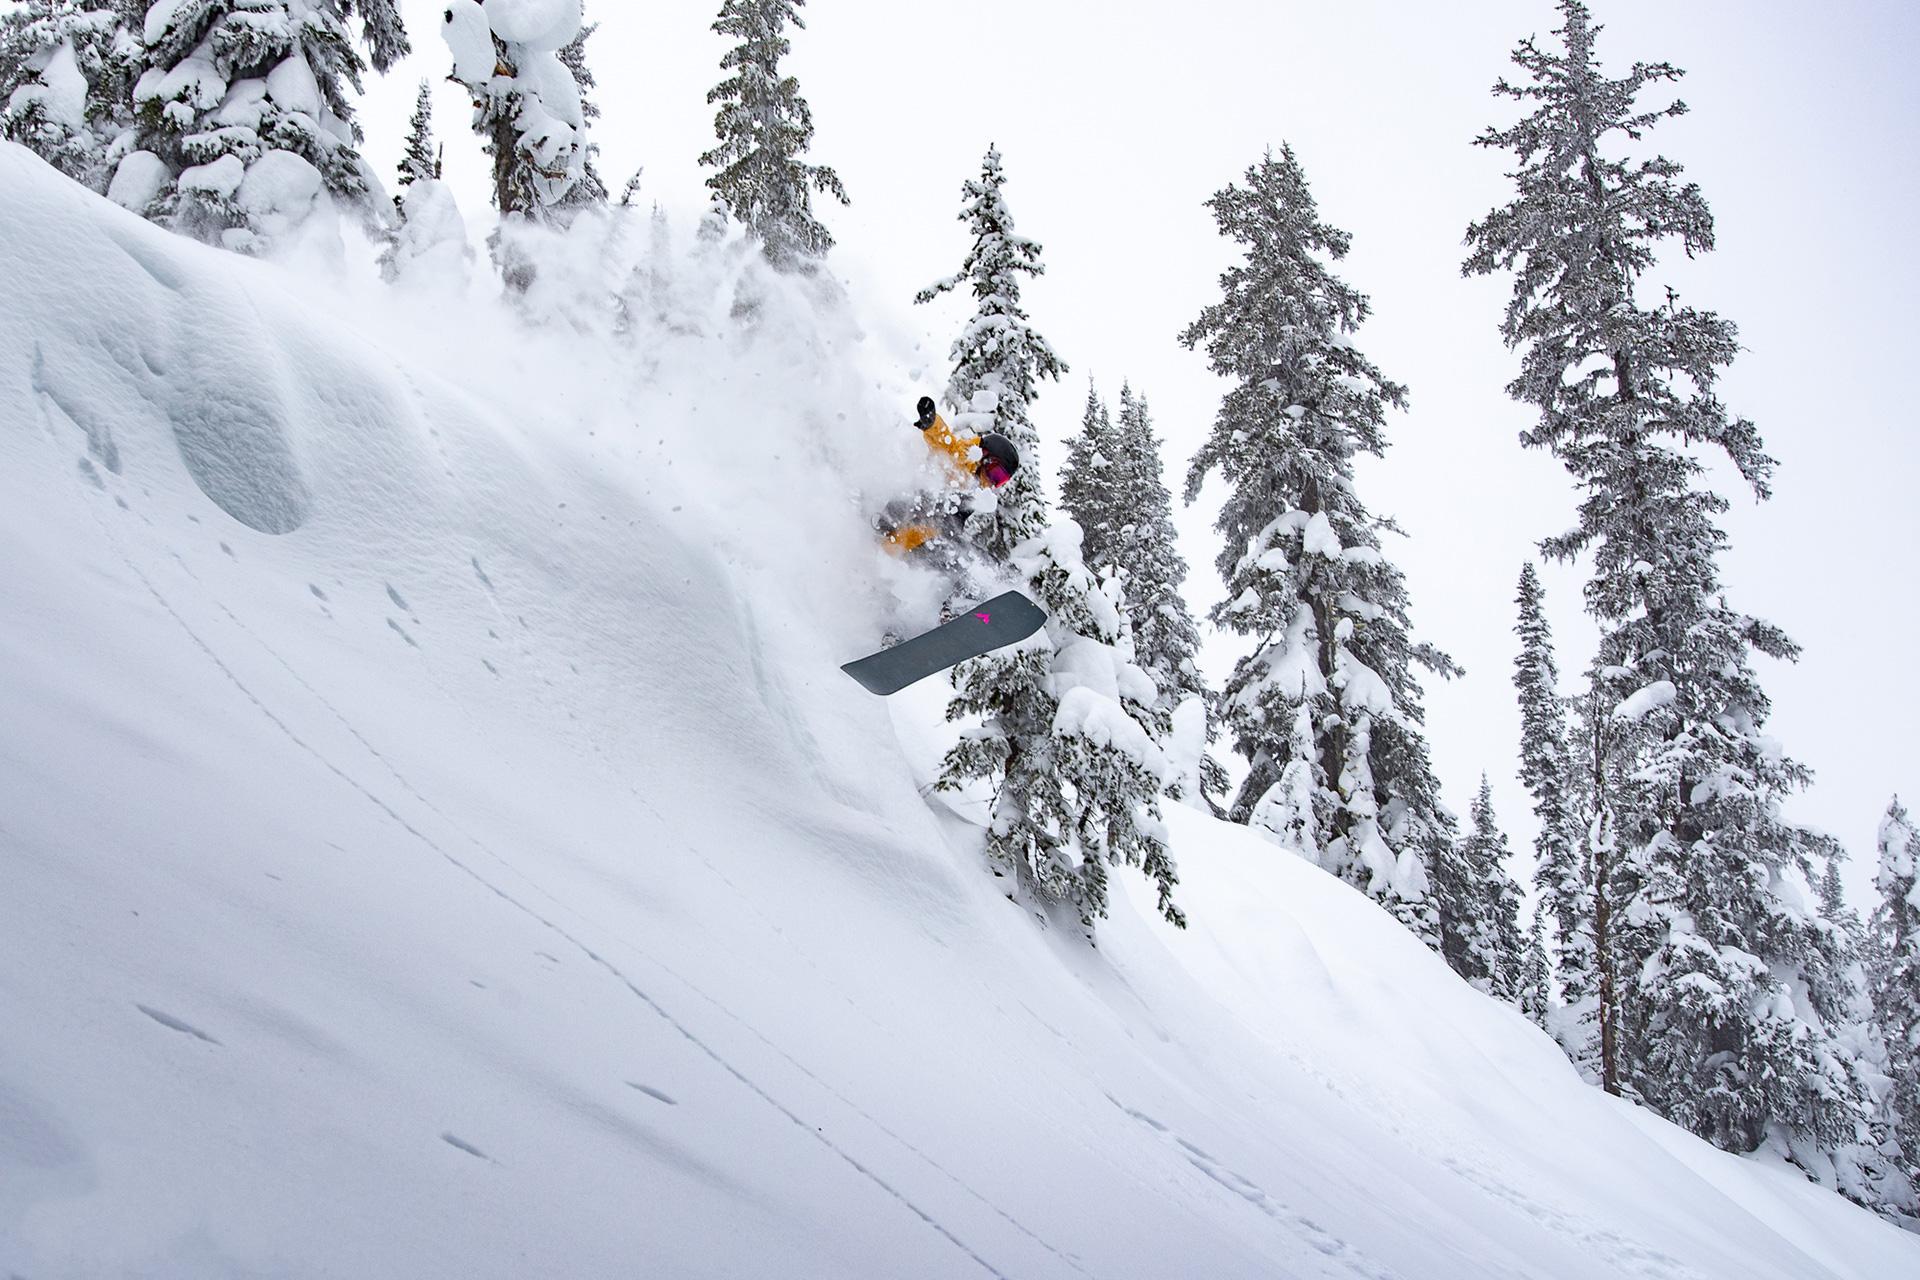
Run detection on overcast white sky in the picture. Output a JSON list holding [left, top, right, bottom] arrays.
[[359, 0, 1917, 908]]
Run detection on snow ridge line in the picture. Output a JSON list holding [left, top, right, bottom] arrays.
[[108, 550, 1021, 1280]]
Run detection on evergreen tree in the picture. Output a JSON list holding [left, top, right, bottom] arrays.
[[1465, 0, 1858, 1156], [916, 144, 1066, 556], [1819, 858, 1852, 930], [919, 158, 1171, 935], [1513, 563, 1603, 1071], [698, 0, 846, 270], [1795, 841, 1902, 1219], [1521, 904, 1555, 1031], [936, 522, 1185, 934], [126, 0, 408, 250], [441, 0, 592, 229], [1111, 384, 1226, 812], [1872, 797, 1920, 1184], [553, 19, 607, 211], [1111, 385, 1208, 712], [1436, 776, 1527, 998], [0, 0, 141, 190], [396, 78, 437, 190], [379, 77, 467, 286], [1514, 564, 1590, 988], [1059, 382, 1223, 812], [1182, 144, 1456, 949], [1058, 383, 1124, 575]]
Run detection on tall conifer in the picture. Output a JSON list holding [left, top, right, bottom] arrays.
[[699, 0, 845, 270], [1059, 383, 1123, 572], [554, 20, 607, 211], [1112, 386, 1207, 712], [916, 144, 1065, 556], [1112, 385, 1224, 810], [440, 0, 594, 288], [1183, 145, 1456, 948], [1465, 0, 1857, 1156], [1437, 776, 1527, 999], [920, 156, 1172, 933], [1513, 563, 1602, 1069], [1521, 905, 1554, 1031]]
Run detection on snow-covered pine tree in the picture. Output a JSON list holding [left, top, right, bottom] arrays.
[[916, 144, 1066, 557], [1058, 383, 1124, 574], [916, 157, 1172, 934], [1819, 858, 1854, 933], [1812, 849, 1871, 1036], [125, 0, 408, 250], [396, 78, 437, 190], [1514, 563, 1589, 986], [1464, 0, 1859, 1158], [1057, 382, 1220, 813], [379, 76, 467, 287], [1182, 144, 1457, 949], [936, 521, 1184, 934], [1793, 838, 1910, 1223], [1111, 386, 1207, 711], [552, 18, 606, 212], [1435, 775, 1527, 999], [1872, 797, 1920, 1187], [698, 0, 846, 271], [0, 0, 141, 190], [440, 0, 592, 242], [1111, 383, 1225, 812], [1513, 563, 1601, 1068], [1521, 904, 1555, 1031]]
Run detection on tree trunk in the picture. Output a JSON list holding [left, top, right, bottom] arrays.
[[1588, 687, 1621, 1095]]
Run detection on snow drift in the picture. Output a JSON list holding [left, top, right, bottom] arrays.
[[1, 144, 1914, 1278]]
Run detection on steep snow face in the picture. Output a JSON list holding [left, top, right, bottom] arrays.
[[0, 145, 1914, 1278]]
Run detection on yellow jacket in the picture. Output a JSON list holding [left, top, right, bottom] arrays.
[[920, 410, 982, 482], [883, 410, 985, 553]]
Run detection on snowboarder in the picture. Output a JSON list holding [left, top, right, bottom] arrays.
[[875, 395, 1020, 561], [866, 395, 1023, 645]]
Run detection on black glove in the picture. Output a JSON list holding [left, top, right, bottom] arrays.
[[915, 396, 937, 431]]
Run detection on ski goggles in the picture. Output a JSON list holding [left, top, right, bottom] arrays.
[[980, 457, 1014, 488]]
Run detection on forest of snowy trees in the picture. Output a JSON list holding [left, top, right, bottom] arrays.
[[3, 0, 1913, 1232]]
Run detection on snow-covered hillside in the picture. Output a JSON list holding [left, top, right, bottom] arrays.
[[1, 145, 1913, 1278]]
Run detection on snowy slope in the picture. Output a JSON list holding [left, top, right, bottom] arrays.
[[1, 145, 1913, 1278]]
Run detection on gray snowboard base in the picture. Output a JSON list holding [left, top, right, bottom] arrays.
[[841, 590, 1047, 696]]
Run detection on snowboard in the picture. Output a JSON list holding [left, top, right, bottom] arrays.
[[841, 590, 1047, 696]]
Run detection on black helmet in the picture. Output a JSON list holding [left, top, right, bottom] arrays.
[[915, 395, 937, 429], [978, 432, 1019, 477]]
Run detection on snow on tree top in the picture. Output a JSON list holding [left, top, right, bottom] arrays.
[[441, 1, 497, 84], [483, 0, 584, 51]]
